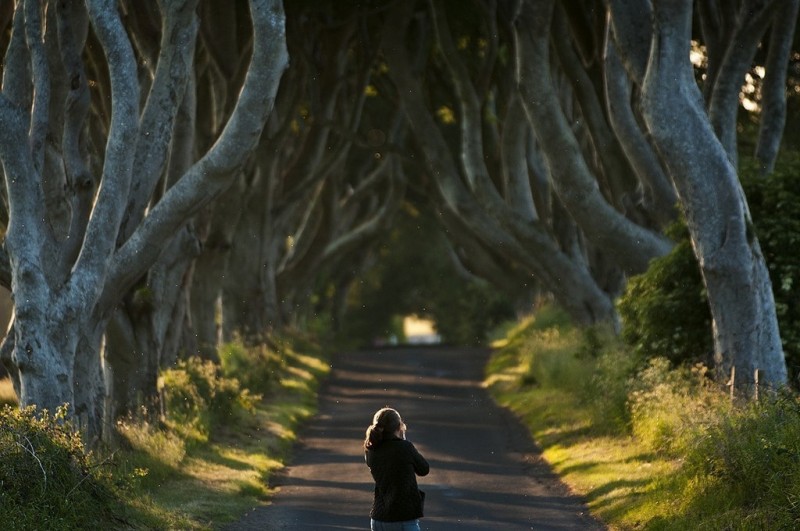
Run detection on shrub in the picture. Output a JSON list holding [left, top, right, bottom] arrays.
[[617, 223, 712, 366], [618, 154, 800, 380], [499, 314, 642, 435], [219, 338, 286, 395], [0, 405, 121, 530], [160, 357, 260, 441], [581, 339, 644, 433]]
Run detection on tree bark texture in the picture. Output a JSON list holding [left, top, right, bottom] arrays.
[[637, 0, 787, 393], [0, 0, 288, 440]]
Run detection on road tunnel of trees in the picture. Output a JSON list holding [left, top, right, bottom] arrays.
[[0, 0, 798, 443]]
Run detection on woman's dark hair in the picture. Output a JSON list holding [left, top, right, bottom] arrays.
[[364, 407, 405, 449]]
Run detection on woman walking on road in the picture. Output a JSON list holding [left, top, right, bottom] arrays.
[[364, 407, 430, 531]]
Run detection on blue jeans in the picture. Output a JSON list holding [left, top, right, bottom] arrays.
[[370, 519, 421, 531]]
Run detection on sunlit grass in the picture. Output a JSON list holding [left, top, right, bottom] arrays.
[[485, 311, 685, 529], [489, 379, 681, 526], [486, 309, 800, 529], [0, 377, 17, 406], [0, 335, 329, 530], [543, 435, 681, 527], [142, 397, 323, 527], [110, 338, 330, 529]]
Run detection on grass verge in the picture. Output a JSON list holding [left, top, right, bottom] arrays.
[[485, 306, 800, 530], [119, 339, 330, 529]]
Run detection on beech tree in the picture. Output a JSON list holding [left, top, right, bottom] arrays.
[[375, 0, 794, 394], [0, 0, 795, 432], [379, 0, 676, 326], [518, 0, 793, 393], [0, 0, 288, 439], [625, 0, 790, 392]]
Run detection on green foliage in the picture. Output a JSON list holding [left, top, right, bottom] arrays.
[[488, 307, 642, 435], [618, 154, 800, 380], [161, 356, 260, 441], [578, 329, 644, 432], [433, 280, 514, 345], [617, 225, 712, 365], [675, 394, 800, 529], [98, 334, 328, 529], [628, 359, 728, 455], [741, 155, 800, 380], [487, 306, 581, 387], [219, 338, 286, 395], [487, 309, 800, 529], [114, 418, 187, 488], [0, 406, 122, 530]]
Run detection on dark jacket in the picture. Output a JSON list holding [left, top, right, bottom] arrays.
[[366, 437, 429, 522]]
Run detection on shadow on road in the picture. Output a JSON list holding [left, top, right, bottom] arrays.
[[225, 347, 606, 530]]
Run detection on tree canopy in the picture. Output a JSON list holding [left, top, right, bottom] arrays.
[[0, 0, 798, 440]]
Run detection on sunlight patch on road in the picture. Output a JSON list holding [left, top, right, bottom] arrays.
[[403, 315, 441, 344]]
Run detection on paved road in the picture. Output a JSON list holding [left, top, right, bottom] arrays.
[[226, 346, 605, 530]]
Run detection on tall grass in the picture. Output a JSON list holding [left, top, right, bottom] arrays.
[[486, 306, 800, 529], [671, 394, 800, 529], [219, 337, 286, 394]]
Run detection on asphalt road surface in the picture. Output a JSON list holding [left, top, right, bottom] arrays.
[[226, 346, 606, 530]]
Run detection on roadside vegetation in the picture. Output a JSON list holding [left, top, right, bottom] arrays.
[[484, 156, 800, 529], [0, 333, 329, 530], [486, 306, 800, 530]]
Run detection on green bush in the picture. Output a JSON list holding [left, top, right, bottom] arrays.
[[580, 336, 644, 433], [617, 224, 712, 366], [219, 338, 286, 395], [161, 356, 259, 441], [627, 358, 729, 455], [618, 154, 800, 380], [0, 405, 121, 530], [489, 306, 800, 528]]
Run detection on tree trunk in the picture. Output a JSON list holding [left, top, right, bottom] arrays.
[[104, 227, 199, 422], [514, 0, 672, 275], [0, 0, 288, 443], [604, 39, 677, 227], [189, 187, 246, 357], [755, 0, 800, 174], [15, 325, 75, 414], [73, 324, 107, 444], [637, 0, 787, 395]]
